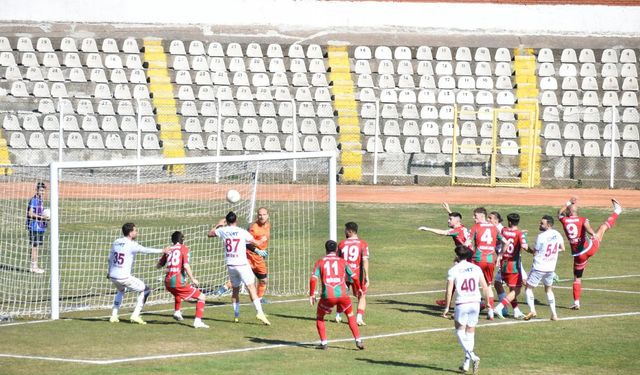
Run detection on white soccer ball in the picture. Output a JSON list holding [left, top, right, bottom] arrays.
[[42, 208, 51, 219], [226, 189, 241, 204]]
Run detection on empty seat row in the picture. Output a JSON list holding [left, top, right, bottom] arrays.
[[2, 113, 158, 132], [360, 103, 517, 120], [171, 70, 328, 87], [173, 56, 327, 74], [356, 72, 512, 89], [354, 46, 512, 62], [537, 62, 638, 78], [356, 60, 513, 77], [366, 89, 515, 105], [0, 36, 141, 54], [2, 66, 146, 83], [177, 100, 334, 118], [539, 76, 638, 91], [176, 85, 331, 102], [542, 107, 639, 123], [363, 119, 518, 138], [537, 48, 637, 64], [543, 123, 639, 141], [0, 51, 141, 69], [545, 140, 639, 158], [366, 136, 520, 155], [6, 80, 149, 99], [182, 117, 336, 135], [31, 98, 154, 116], [185, 133, 337, 152], [169, 40, 323, 59], [540, 90, 638, 107], [8, 131, 160, 150]]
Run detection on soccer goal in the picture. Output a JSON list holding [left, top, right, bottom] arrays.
[[0, 152, 336, 320]]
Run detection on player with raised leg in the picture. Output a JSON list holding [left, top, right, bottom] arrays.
[[208, 211, 270, 325], [108, 223, 169, 324], [523, 215, 564, 321], [157, 231, 209, 328], [335, 222, 370, 325], [442, 244, 493, 374], [558, 197, 622, 310], [310, 240, 364, 350], [492, 213, 528, 320]]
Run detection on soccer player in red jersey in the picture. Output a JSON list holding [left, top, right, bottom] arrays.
[[336, 222, 369, 326], [558, 196, 623, 310], [157, 231, 209, 328], [309, 240, 364, 350], [492, 213, 528, 320], [465, 207, 508, 320]]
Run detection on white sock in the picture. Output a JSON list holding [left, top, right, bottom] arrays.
[[514, 306, 522, 315], [112, 290, 124, 316], [525, 288, 536, 314], [455, 329, 469, 357], [547, 290, 557, 317], [131, 291, 146, 317], [253, 298, 264, 314], [495, 302, 504, 312], [194, 317, 202, 324], [356, 313, 363, 321], [465, 331, 475, 354], [233, 302, 240, 317]]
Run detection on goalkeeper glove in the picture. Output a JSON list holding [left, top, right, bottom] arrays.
[[256, 249, 268, 257]]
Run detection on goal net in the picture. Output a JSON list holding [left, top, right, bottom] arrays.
[[0, 152, 336, 320]]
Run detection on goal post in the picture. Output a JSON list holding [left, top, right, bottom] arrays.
[[0, 152, 337, 321]]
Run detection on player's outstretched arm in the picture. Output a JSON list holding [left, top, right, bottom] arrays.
[[418, 227, 449, 236], [207, 218, 227, 237]]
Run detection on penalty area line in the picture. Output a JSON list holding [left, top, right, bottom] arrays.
[[1, 311, 638, 365]]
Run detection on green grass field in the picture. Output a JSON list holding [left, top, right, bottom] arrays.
[[1, 202, 639, 375]]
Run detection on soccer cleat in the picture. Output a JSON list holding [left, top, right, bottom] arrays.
[[356, 318, 366, 326], [233, 317, 239, 323], [256, 312, 271, 325], [612, 198, 623, 215], [130, 316, 147, 325], [172, 311, 184, 321], [334, 314, 342, 323], [260, 298, 271, 304], [513, 311, 526, 320], [570, 304, 580, 310], [356, 340, 365, 350], [523, 312, 537, 321], [459, 358, 470, 373], [30, 267, 44, 274], [472, 356, 480, 374], [550, 315, 559, 321], [493, 307, 505, 320], [193, 320, 209, 329], [435, 299, 447, 307], [109, 315, 119, 323], [316, 344, 328, 350]]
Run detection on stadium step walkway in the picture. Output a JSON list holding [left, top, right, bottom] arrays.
[[513, 48, 541, 185], [143, 38, 185, 174], [328, 44, 362, 181]]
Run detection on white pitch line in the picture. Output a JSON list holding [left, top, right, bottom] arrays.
[[556, 274, 640, 283], [1, 311, 638, 365], [555, 286, 640, 295]]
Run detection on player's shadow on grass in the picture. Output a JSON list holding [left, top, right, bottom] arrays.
[[265, 312, 316, 322], [247, 336, 316, 349], [355, 358, 460, 373], [375, 298, 445, 318]]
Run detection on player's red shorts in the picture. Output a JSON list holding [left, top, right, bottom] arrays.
[[317, 296, 353, 315], [501, 272, 523, 288], [166, 284, 201, 301], [247, 250, 268, 278], [473, 261, 495, 284], [573, 238, 601, 271]]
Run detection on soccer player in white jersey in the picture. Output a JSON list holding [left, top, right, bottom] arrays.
[[208, 211, 270, 325], [108, 223, 169, 324], [523, 215, 565, 321], [442, 244, 494, 374]]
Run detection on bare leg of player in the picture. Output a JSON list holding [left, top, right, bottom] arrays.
[[231, 286, 241, 322], [595, 198, 622, 241]]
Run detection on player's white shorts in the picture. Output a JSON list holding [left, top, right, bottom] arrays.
[[227, 264, 256, 288], [454, 302, 480, 327], [526, 268, 554, 288], [110, 276, 145, 293]]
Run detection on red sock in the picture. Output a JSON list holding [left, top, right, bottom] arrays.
[[573, 280, 582, 301], [195, 300, 204, 319], [511, 300, 518, 308], [605, 213, 619, 229], [316, 315, 327, 342], [257, 283, 267, 298], [488, 297, 495, 309], [501, 298, 510, 307], [174, 298, 182, 312], [357, 308, 364, 316], [346, 314, 361, 341]]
